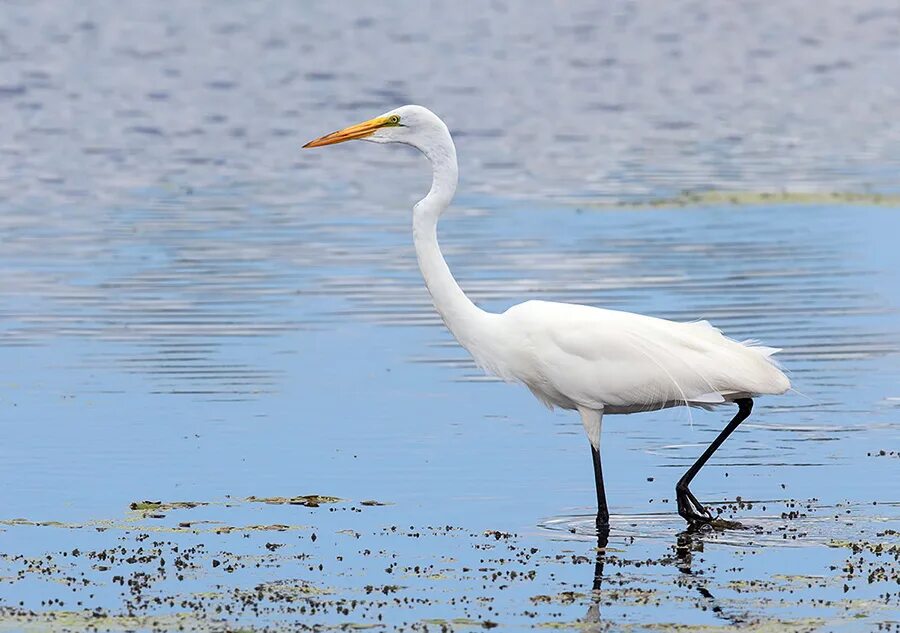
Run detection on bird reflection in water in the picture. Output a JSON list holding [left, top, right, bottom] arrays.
[[674, 528, 749, 626], [581, 525, 748, 627], [581, 526, 610, 627]]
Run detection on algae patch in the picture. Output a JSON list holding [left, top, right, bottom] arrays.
[[421, 618, 498, 629], [213, 524, 306, 534], [636, 619, 825, 632], [530, 591, 588, 605], [129, 500, 208, 515], [706, 517, 745, 531], [0, 609, 208, 632], [252, 578, 335, 597], [246, 495, 344, 507], [590, 189, 900, 209], [0, 518, 71, 529], [828, 539, 900, 555]]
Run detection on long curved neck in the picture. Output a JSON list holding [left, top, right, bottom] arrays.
[[412, 133, 492, 351]]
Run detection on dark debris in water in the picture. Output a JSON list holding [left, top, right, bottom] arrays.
[[0, 496, 898, 631], [867, 449, 900, 459]]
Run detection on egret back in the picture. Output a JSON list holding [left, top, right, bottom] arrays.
[[489, 300, 789, 413]]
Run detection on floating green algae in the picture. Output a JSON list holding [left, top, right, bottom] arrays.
[[584, 190, 900, 208], [421, 617, 498, 629], [636, 619, 826, 632], [0, 609, 209, 632], [128, 500, 209, 515], [212, 524, 307, 534], [828, 539, 900, 555], [530, 591, 588, 605], [250, 579, 335, 598], [0, 518, 70, 528], [1, 516, 308, 536], [246, 494, 344, 507]]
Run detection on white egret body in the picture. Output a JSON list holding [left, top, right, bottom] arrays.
[[304, 105, 790, 526]]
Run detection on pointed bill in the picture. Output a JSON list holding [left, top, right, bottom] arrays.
[[303, 115, 395, 148]]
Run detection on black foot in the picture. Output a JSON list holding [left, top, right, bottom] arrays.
[[676, 483, 714, 525]]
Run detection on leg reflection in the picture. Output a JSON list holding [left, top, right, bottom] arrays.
[[675, 528, 747, 626], [582, 524, 610, 625]]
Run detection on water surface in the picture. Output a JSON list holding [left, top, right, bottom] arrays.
[[0, 1, 898, 630]]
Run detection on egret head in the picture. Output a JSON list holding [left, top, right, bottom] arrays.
[[303, 105, 448, 151]]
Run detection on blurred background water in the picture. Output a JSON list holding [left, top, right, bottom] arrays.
[[0, 1, 898, 630]]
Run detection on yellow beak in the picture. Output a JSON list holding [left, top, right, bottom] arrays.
[[303, 115, 394, 148]]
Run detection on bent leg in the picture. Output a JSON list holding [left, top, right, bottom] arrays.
[[676, 398, 753, 525]]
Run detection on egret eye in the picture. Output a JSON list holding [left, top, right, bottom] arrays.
[[389, 115, 401, 125]]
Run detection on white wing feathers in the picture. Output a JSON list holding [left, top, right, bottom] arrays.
[[494, 301, 790, 412]]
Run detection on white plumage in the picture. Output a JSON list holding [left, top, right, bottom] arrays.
[[304, 104, 791, 528], [491, 301, 789, 414]]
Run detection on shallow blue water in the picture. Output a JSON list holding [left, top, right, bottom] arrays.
[[3, 201, 898, 524], [1, 2, 899, 629]]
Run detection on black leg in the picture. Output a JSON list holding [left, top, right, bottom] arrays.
[[591, 444, 610, 527], [676, 398, 753, 525]]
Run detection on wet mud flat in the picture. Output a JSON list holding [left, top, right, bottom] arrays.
[[1, 495, 898, 632]]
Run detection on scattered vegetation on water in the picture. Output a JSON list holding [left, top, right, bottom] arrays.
[[421, 617, 498, 629], [0, 518, 69, 528], [586, 189, 900, 209], [212, 524, 304, 535], [530, 591, 588, 605], [129, 500, 208, 516], [703, 517, 745, 531], [0, 496, 897, 631], [246, 495, 344, 507], [0, 609, 204, 632]]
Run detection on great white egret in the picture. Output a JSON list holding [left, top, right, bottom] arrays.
[[304, 105, 790, 527]]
